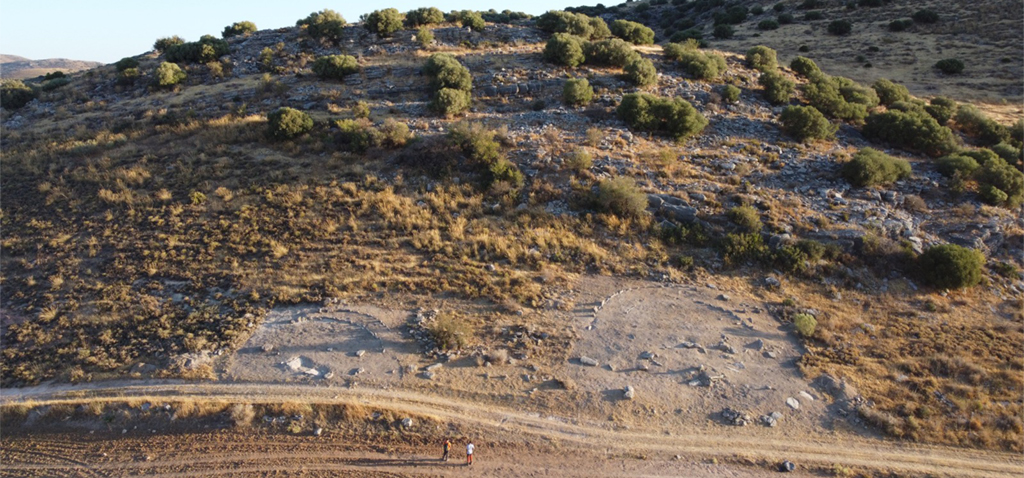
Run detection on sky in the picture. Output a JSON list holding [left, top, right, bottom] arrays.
[[0, 1, 607, 64]]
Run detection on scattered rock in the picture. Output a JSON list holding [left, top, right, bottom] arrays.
[[721, 407, 751, 426], [799, 391, 815, 401], [747, 339, 765, 351], [354, 350, 366, 357], [764, 277, 781, 288], [401, 418, 413, 428], [261, 344, 274, 353], [717, 293, 730, 301], [578, 356, 599, 367], [623, 386, 635, 400], [779, 460, 796, 472], [314, 427, 323, 436], [786, 397, 800, 410]]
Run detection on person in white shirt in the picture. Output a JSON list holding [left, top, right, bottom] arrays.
[[465, 441, 474, 465]]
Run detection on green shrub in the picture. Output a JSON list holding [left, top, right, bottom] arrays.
[[912, 9, 939, 24], [789, 56, 820, 77], [780, 105, 837, 142], [925, 96, 957, 124], [623, 57, 658, 87], [746, 45, 778, 72], [480, 9, 531, 24], [429, 61, 472, 91], [758, 19, 780, 30], [758, 70, 795, 105], [673, 50, 726, 80], [803, 11, 824, 20], [565, 148, 593, 171], [365, 8, 405, 37], [934, 58, 964, 74], [728, 205, 762, 232], [670, 28, 705, 43], [416, 27, 434, 47], [976, 157, 1024, 207], [406, 7, 444, 27], [427, 313, 470, 351], [863, 109, 958, 157], [312, 55, 359, 80], [889, 19, 913, 31], [774, 3, 786, 12], [164, 36, 229, 63], [617, 93, 708, 141], [979, 185, 1009, 205], [917, 244, 984, 289], [842, 147, 911, 187], [536, 10, 608, 39], [0, 80, 35, 110], [778, 13, 795, 24], [455, 10, 486, 31], [713, 5, 749, 25], [152, 62, 186, 87], [115, 57, 139, 72], [563, 78, 594, 106], [954, 105, 1009, 146], [223, 21, 257, 38], [117, 68, 140, 85], [583, 38, 638, 67], [543, 33, 586, 67], [430, 88, 471, 116], [40, 77, 71, 92], [793, 313, 817, 337], [267, 107, 313, 140], [297, 9, 347, 42], [720, 232, 770, 267], [991, 142, 1022, 165], [827, 19, 852, 35], [424, 53, 459, 76], [610, 19, 655, 45], [334, 118, 375, 152], [153, 36, 185, 52], [597, 177, 648, 218], [722, 84, 741, 103], [799, 0, 821, 9], [802, 74, 878, 123], [447, 122, 523, 187], [712, 24, 734, 39], [662, 40, 698, 61], [872, 78, 911, 106], [751, 5, 765, 15], [936, 154, 980, 177]]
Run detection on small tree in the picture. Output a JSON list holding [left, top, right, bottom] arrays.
[[780, 105, 837, 142], [827, 19, 852, 35], [623, 57, 657, 87], [543, 33, 586, 67], [430, 88, 471, 117], [758, 19, 780, 30], [153, 35, 185, 52], [405, 7, 445, 27], [597, 177, 648, 218], [925, 96, 957, 124], [455, 10, 486, 31], [312, 55, 359, 80], [152, 62, 186, 87], [789, 56, 820, 78], [758, 70, 795, 105], [115, 57, 139, 72], [912, 9, 939, 24], [746, 45, 778, 72], [365, 8, 405, 37], [863, 109, 958, 157], [297, 9, 347, 42], [712, 24, 735, 39], [416, 28, 434, 48], [267, 107, 313, 140], [917, 244, 984, 289], [728, 206, 762, 232], [584, 38, 638, 67], [675, 50, 727, 80], [872, 78, 911, 106], [223, 21, 257, 38], [841, 148, 911, 187], [935, 58, 964, 74], [610, 19, 655, 45], [0, 80, 35, 110], [722, 85, 741, 103], [563, 78, 594, 106]]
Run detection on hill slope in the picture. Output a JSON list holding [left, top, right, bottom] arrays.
[[0, 54, 102, 79]]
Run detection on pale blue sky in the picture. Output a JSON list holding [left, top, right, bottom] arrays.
[[0, 1, 606, 64]]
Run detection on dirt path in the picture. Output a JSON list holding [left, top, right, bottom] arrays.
[[3, 381, 1021, 477]]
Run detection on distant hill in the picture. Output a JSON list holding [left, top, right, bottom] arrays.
[[0, 54, 102, 79]]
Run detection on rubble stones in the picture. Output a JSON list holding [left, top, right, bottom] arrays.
[[721, 407, 751, 426]]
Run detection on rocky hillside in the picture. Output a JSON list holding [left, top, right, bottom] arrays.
[[1, 6, 1021, 451], [0, 54, 102, 79]]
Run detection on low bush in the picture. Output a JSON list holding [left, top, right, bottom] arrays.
[[430, 88, 471, 117], [623, 57, 658, 87], [617, 92, 708, 141], [728, 205, 762, 232], [803, 11, 824, 20], [565, 148, 593, 171], [543, 33, 586, 67], [447, 122, 523, 188], [799, 0, 820, 9], [267, 107, 313, 140], [780, 105, 837, 142], [917, 244, 984, 289], [712, 24, 735, 39], [758, 19, 780, 30], [611, 19, 655, 45], [0, 80, 35, 110], [536, 10, 596, 38], [758, 70, 795, 105], [311, 55, 359, 80], [454, 10, 486, 31], [912, 9, 939, 24], [117, 68, 140, 85], [722, 84, 741, 103], [802, 74, 878, 123], [334, 118, 375, 152], [751, 5, 765, 14], [991, 142, 1022, 165], [597, 177, 648, 218], [563, 78, 594, 106], [427, 313, 470, 351], [778, 13, 795, 24], [842, 147, 911, 187], [153, 36, 185, 52], [223, 21, 257, 38], [789, 56, 820, 77], [583, 38, 638, 67], [297, 9, 347, 42], [976, 157, 1024, 207], [713, 5, 749, 25], [40, 77, 70, 92], [425, 53, 472, 117], [954, 105, 1009, 146], [115, 57, 139, 72], [925, 96, 957, 124], [670, 28, 704, 43], [152, 62, 186, 87], [872, 78, 911, 106], [719, 232, 770, 267], [746, 45, 778, 72], [429, 61, 472, 91], [416, 28, 434, 48], [889, 19, 913, 31], [863, 109, 957, 157], [164, 36, 229, 63], [364, 8, 405, 37], [405, 7, 445, 27], [793, 313, 817, 337], [774, 3, 786, 12], [934, 58, 964, 74], [480, 9, 531, 24], [936, 154, 980, 178], [827, 19, 852, 35]]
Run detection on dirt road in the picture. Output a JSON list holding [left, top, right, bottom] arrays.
[[3, 381, 1021, 477]]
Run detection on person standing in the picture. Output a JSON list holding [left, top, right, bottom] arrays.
[[465, 441, 474, 466], [441, 438, 451, 461]]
